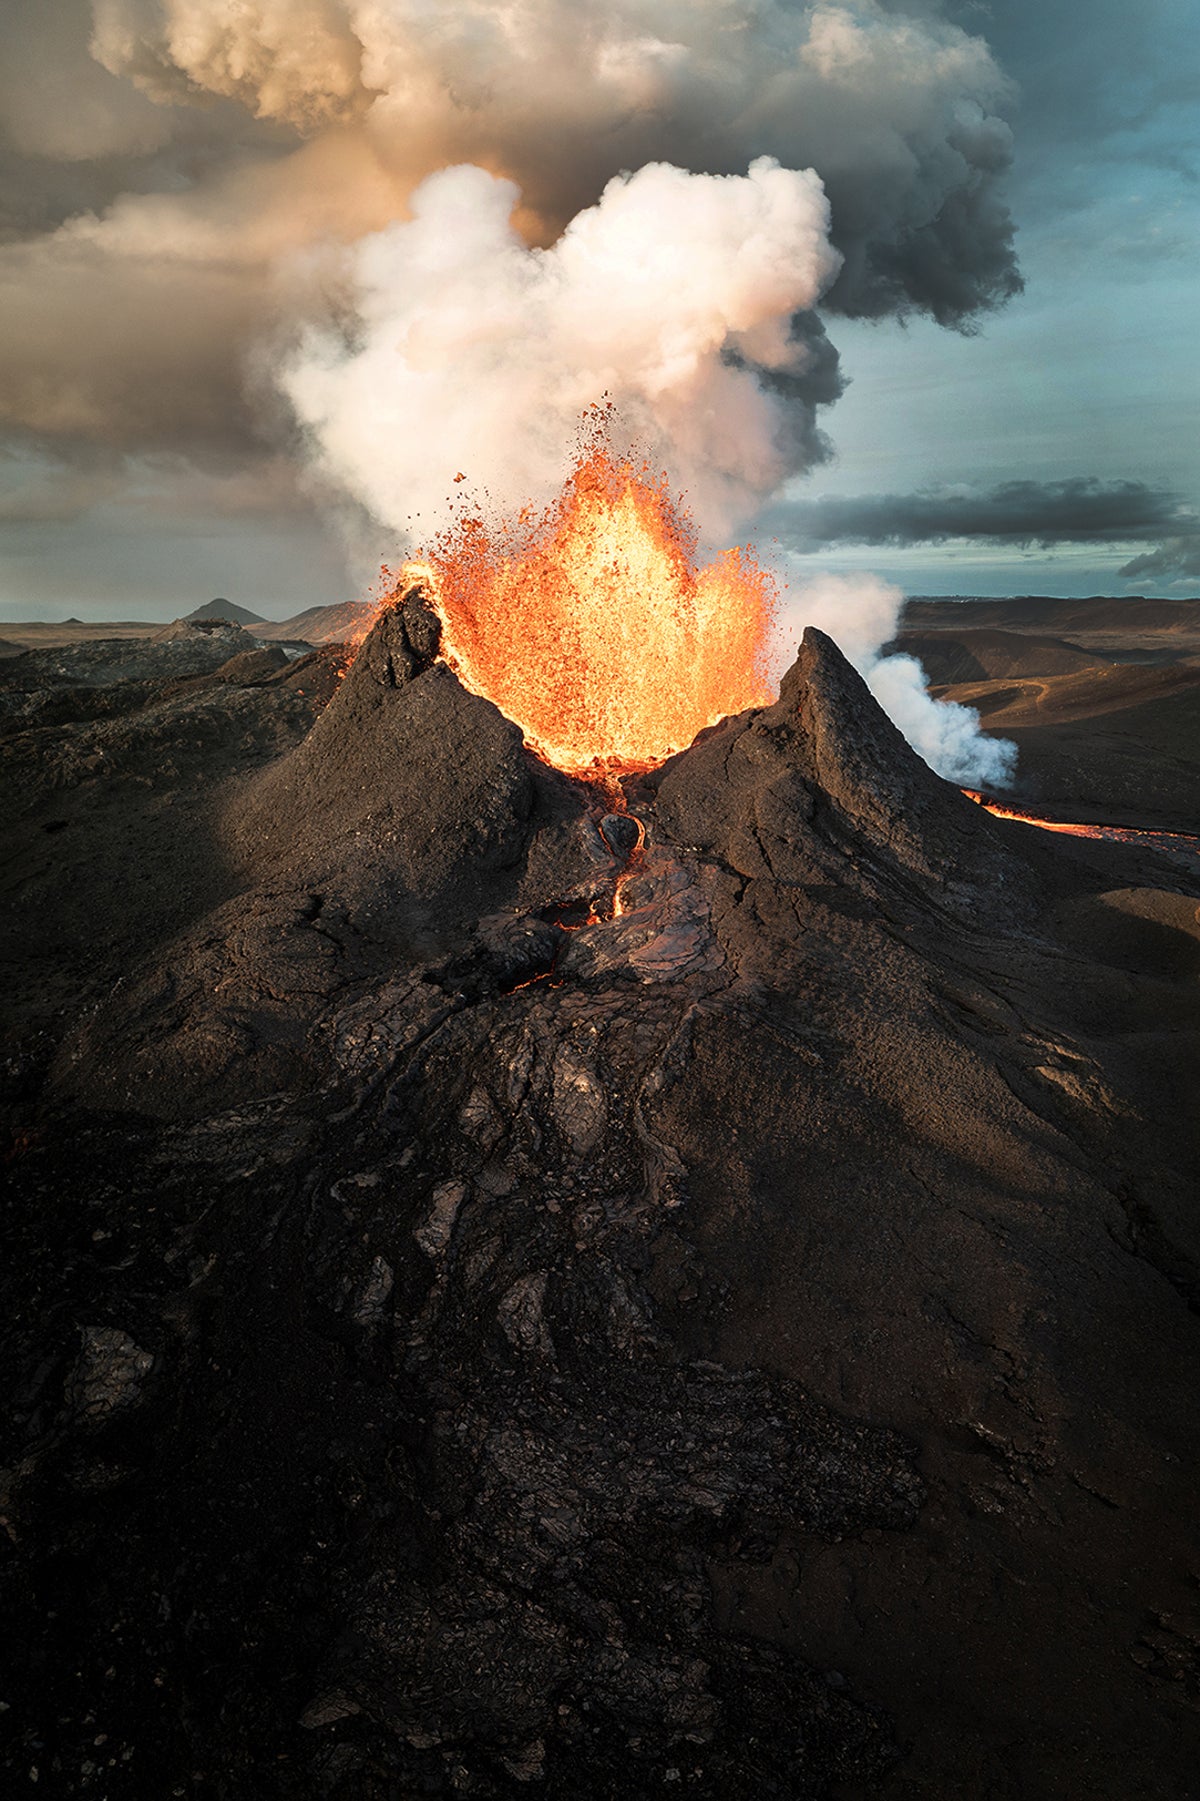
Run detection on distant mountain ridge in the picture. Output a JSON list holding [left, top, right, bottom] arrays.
[[904, 595, 1200, 633], [903, 595, 1200, 656]]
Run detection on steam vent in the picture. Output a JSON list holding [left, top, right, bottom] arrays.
[[6, 587, 1200, 1800]]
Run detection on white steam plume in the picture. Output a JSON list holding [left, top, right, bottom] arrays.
[[278, 158, 841, 539], [783, 572, 1017, 787]]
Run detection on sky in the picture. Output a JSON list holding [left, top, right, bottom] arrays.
[[0, 0, 1196, 623]]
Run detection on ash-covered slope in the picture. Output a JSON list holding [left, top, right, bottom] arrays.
[[4, 593, 1200, 1800], [891, 627, 1104, 685], [232, 591, 539, 929], [257, 600, 376, 643]]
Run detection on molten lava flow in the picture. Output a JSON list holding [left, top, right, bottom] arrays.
[[963, 789, 1200, 856], [598, 810, 646, 919], [964, 789, 1116, 841], [406, 442, 777, 775]]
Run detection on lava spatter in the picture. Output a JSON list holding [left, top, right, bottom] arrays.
[[398, 424, 777, 775]]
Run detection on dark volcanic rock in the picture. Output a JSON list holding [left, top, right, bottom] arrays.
[[149, 615, 251, 650], [217, 643, 290, 683], [65, 1326, 155, 1426], [0, 621, 256, 725], [654, 626, 1019, 903], [231, 591, 542, 925], [3, 601, 1200, 1799]]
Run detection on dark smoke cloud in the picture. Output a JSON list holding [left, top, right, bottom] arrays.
[[724, 309, 847, 479], [769, 477, 1198, 550], [0, 0, 287, 242], [820, 96, 1022, 325], [0, 0, 1029, 483], [86, 0, 1024, 325]]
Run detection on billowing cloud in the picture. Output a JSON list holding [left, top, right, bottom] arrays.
[[0, 0, 1027, 520], [1119, 538, 1200, 584], [0, 131, 414, 453], [769, 477, 1198, 550], [1, 0, 175, 165], [278, 158, 841, 539], [0, 0, 291, 247], [90, 0, 372, 129], [89, 0, 1021, 323]]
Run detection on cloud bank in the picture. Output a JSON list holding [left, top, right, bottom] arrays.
[[1119, 537, 1200, 584], [770, 477, 1198, 550], [0, 0, 1024, 473], [90, 0, 1022, 323]]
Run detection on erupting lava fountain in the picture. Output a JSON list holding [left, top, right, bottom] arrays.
[[382, 426, 779, 777]]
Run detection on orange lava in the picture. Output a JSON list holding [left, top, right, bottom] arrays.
[[962, 789, 1113, 840], [963, 789, 1200, 853], [599, 812, 646, 918], [404, 439, 777, 775]]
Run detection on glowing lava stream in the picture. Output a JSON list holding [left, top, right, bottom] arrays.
[[503, 809, 647, 994], [963, 789, 1200, 855], [402, 434, 777, 778], [598, 809, 646, 920]]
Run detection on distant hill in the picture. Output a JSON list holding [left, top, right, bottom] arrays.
[[890, 627, 1104, 686], [185, 598, 266, 627], [902, 594, 1200, 653], [904, 595, 1200, 633], [257, 601, 376, 644]]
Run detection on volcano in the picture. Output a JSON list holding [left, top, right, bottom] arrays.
[[3, 588, 1199, 1799]]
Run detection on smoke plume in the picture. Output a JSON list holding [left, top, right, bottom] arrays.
[[90, 0, 1021, 323], [0, 2, 1022, 462]]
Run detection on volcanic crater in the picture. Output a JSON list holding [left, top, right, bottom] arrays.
[[2, 589, 1200, 1798]]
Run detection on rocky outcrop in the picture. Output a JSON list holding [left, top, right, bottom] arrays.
[[149, 616, 251, 650], [216, 644, 290, 684], [653, 626, 1021, 903], [230, 591, 544, 926]]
